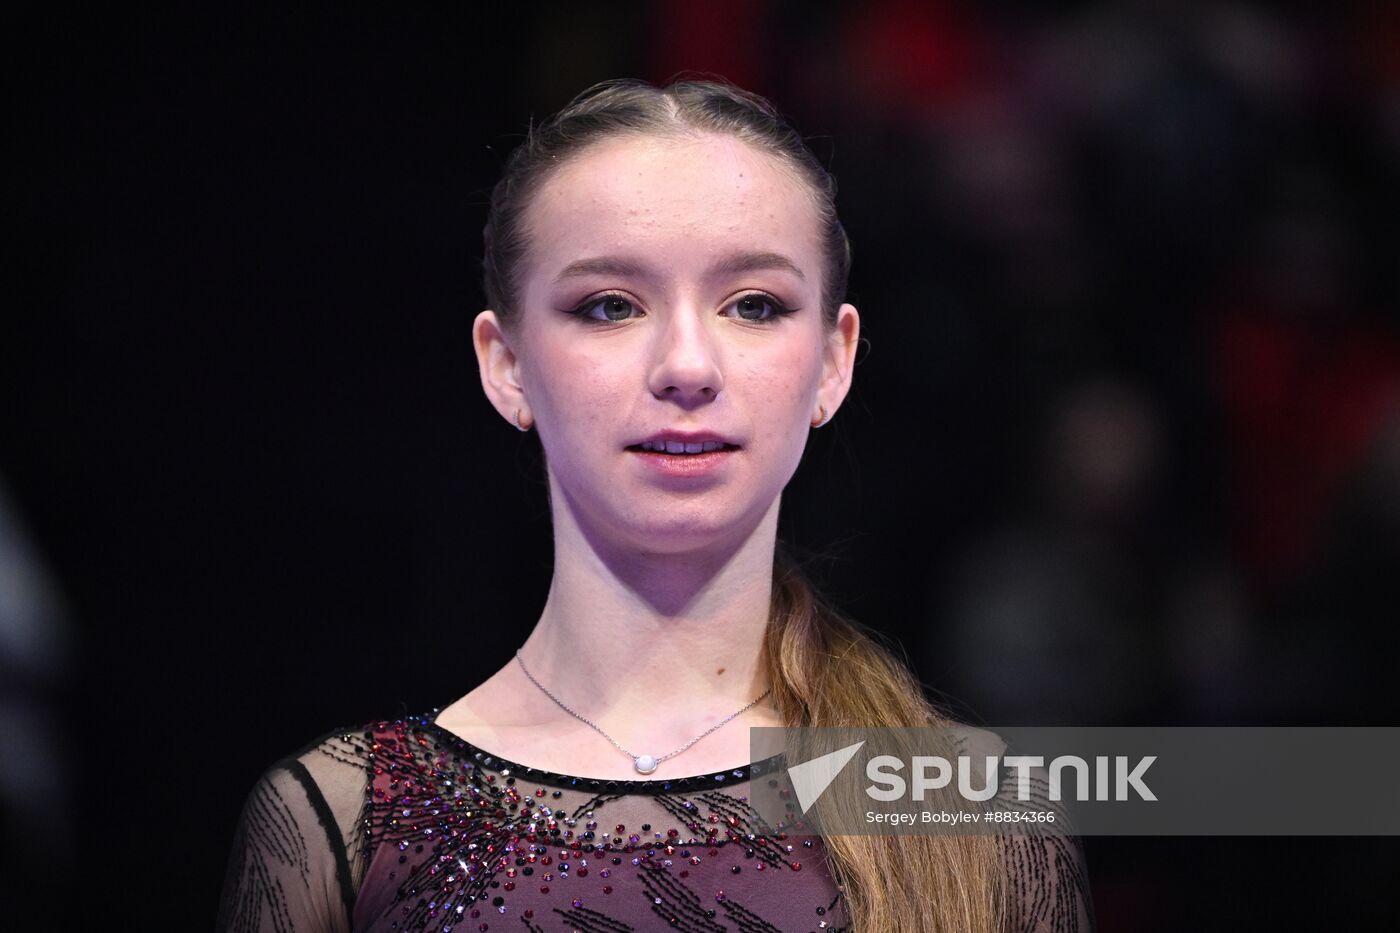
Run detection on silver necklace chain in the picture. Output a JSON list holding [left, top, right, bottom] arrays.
[[514, 649, 772, 775]]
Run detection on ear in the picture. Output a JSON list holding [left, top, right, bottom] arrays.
[[472, 309, 531, 430], [816, 303, 860, 423]]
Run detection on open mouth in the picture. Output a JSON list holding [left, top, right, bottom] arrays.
[[626, 441, 740, 455]]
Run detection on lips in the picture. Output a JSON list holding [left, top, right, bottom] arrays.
[[625, 431, 741, 478], [626, 432, 741, 455]]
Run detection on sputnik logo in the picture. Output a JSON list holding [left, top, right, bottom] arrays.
[[787, 741, 866, 813]]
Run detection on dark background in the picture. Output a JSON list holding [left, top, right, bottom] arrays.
[[5, 2, 1399, 929]]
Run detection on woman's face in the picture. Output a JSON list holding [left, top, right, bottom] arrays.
[[478, 132, 858, 555]]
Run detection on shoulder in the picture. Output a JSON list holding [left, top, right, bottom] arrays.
[[218, 715, 457, 933], [998, 830, 1094, 933], [944, 723, 1009, 757], [234, 720, 416, 859], [219, 728, 372, 933], [281, 716, 468, 822], [958, 729, 1094, 933], [272, 716, 437, 780], [925, 723, 1095, 930], [233, 726, 379, 859]]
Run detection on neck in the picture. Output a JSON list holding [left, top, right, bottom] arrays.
[[515, 491, 781, 749]]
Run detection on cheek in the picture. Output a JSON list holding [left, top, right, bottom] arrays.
[[523, 337, 632, 436], [767, 335, 825, 394], [738, 340, 824, 428]]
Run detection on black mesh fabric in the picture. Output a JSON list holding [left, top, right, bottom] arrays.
[[217, 712, 1093, 932]]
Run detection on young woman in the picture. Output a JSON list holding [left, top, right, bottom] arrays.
[[217, 78, 1093, 933]]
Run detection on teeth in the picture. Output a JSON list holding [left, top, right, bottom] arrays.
[[638, 440, 730, 454]]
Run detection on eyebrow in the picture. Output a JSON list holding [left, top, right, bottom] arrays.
[[553, 256, 648, 282], [708, 250, 807, 281], [553, 250, 807, 284]]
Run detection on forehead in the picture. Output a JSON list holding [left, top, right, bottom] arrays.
[[520, 132, 823, 287]]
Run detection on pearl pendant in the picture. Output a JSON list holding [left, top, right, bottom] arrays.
[[634, 754, 658, 774]]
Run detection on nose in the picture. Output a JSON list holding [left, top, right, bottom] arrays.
[[646, 304, 724, 407]]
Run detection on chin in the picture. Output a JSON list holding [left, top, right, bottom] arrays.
[[619, 501, 774, 555], [629, 518, 731, 553]]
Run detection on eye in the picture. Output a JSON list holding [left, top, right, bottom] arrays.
[[724, 292, 797, 323], [572, 293, 641, 323]]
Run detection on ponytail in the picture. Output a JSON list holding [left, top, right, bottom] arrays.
[[762, 545, 1004, 932]]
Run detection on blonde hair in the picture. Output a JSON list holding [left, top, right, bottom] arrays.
[[766, 545, 1003, 932]]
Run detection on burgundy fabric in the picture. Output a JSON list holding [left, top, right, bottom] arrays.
[[217, 711, 1093, 932]]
